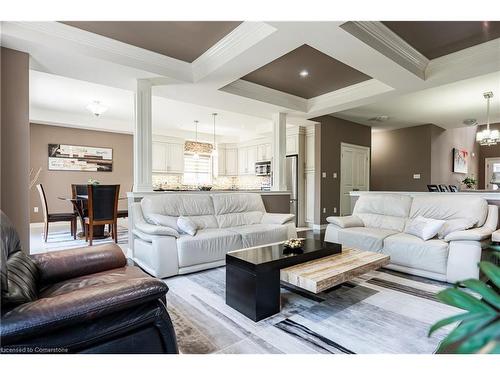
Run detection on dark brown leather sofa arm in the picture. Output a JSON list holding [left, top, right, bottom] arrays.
[[32, 244, 127, 285], [0, 277, 168, 344]]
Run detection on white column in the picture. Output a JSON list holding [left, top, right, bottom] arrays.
[[272, 112, 287, 191], [133, 79, 153, 192]]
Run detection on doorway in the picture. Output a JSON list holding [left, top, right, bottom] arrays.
[[485, 157, 500, 190], [340, 143, 370, 216]]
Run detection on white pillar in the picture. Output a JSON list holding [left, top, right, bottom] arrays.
[[272, 112, 287, 191], [133, 79, 153, 192]]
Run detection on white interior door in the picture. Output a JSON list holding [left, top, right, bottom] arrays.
[[485, 157, 500, 190], [340, 143, 370, 215]]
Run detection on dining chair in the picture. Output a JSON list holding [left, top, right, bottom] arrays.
[[438, 184, 449, 192], [427, 184, 440, 192], [85, 184, 120, 246], [449, 185, 459, 192], [36, 184, 77, 242]]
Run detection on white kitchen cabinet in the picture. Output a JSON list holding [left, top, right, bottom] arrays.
[[225, 148, 238, 176], [257, 143, 272, 161], [152, 141, 184, 174], [265, 143, 272, 160], [238, 147, 248, 175], [247, 146, 257, 174]]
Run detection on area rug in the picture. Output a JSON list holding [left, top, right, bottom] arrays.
[[165, 267, 459, 354]]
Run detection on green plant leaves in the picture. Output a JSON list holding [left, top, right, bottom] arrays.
[[429, 260, 500, 354]]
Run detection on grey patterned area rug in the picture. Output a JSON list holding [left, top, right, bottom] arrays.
[[165, 267, 460, 354]]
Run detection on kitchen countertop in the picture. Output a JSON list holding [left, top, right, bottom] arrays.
[[349, 190, 500, 201], [127, 190, 291, 198]]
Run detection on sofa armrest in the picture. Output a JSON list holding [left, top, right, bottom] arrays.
[[0, 277, 168, 343], [326, 215, 364, 228], [444, 227, 494, 242], [32, 244, 126, 285], [261, 213, 295, 225], [135, 221, 180, 238]]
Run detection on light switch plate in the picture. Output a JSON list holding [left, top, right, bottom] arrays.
[[33, 207, 39, 213], [322, 208, 326, 213], [413, 174, 421, 179], [333, 172, 337, 178], [322, 172, 326, 178]]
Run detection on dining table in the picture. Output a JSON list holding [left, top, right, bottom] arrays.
[[58, 194, 126, 240]]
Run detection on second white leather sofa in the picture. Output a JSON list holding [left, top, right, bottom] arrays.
[[325, 194, 498, 283], [131, 193, 296, 278]]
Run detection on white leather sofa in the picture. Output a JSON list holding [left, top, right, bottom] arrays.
[[325, 194, 498, 283], [130, 193, 296, 278]]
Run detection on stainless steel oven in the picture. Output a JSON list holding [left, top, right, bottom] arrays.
[[255, 161, 271, 176]]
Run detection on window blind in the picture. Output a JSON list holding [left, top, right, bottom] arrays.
[[183, 153, 212, 185]]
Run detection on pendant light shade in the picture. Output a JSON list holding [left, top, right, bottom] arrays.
[[476, 92, 499, 146]]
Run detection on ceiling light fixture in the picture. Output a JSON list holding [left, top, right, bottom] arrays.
[[476, 92, 499, 146], [368, 115, 389, 122], [86, 100, 108, 117], [184, 120, 213, 159], [299, 70, 309, 77], [463, 118, 478, 126]]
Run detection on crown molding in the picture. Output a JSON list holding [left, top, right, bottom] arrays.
[[192, 22, 276, 82], [341, 21, 429, 80], [3, 22, 193, 82], [221, 79, 308, 112], [307, 79, 394, 114]]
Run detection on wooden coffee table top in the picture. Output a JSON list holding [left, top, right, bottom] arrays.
[[280, 248, 390, 294]]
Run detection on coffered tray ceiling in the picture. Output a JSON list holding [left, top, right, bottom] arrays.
[[382, 21, 500, 60], [61, 21, 242, 62], [241, 44, 371, 99]]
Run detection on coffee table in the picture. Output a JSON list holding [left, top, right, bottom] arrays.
[[226, 241, 390, 321], [226, 239, 341, 321]]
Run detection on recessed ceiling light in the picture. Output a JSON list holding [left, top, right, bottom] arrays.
[[463, 118, 478, 126], [299, 70, 309, 77], [86, 100, 108, 117]]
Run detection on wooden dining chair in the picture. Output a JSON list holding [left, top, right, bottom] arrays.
[[36, 184, 77, 242], [449, 185, 459, 192], [85, 184, 120, 246], [438, 184, 449, 192]]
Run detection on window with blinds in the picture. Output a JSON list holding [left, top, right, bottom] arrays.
[[183, 153, 212, 185]]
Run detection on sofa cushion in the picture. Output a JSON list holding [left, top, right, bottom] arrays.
[[177, 216, 197, 236], [227, 224, 288, 248], [211, 193, 266, 215], [338, 227, 399, 252], [217, 211, 264, 228], [383, 233, 449, 275], [353, 194, 412, 231], [177, 229, 243, 268], [39, 266, 149, 298], [404, 216, 446, 241], [438, 218, 476, 239], [142, 194, 214, 216], [409, 195, 488, 228], [3, 252, 40, 307]]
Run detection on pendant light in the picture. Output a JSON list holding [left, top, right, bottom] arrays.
[[193, 120, 200, 160], [476, 92, 499, 146], [212, 113, 218, 156]]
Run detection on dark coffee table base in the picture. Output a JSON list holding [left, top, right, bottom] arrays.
[[226, 266, 280, 322], [226, 240, 341, 322]]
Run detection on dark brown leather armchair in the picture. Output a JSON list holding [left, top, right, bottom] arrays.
[[0, 211, 178, 353]]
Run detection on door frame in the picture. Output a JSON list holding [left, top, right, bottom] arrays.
[[484, 157, 500, 190], [340, 142, 371, 215]]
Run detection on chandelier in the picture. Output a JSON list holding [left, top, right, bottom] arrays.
[[476, 92, 499, 146], [184, 120, 213, 158]]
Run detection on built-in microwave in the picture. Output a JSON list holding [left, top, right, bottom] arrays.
[[255, 161, 271, 176]]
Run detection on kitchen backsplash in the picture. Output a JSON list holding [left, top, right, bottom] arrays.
[[152, 174, 271, 190]]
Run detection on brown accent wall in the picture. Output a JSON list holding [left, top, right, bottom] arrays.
[[30, 124, 133, 223], [372, 125, 434, 191], [478, 123, 500, 189], [312, 115, 371, 224], [431, 125, 479, 187], [1, 48, 30, 251], [371, 123, 480, 192]]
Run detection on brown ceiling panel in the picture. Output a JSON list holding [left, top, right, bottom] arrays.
[[61, 21, 242, 62], [241, 44, 371, 99], [382, 21, 500, 59]]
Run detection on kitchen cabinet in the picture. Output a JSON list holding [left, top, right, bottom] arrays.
[[225, 148, 238, 176], [152, 141, 184, 174], [239, 146, 258, 175], [257, 143, 272, 161]]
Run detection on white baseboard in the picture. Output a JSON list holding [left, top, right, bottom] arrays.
[[312, 224, 328, 231]]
